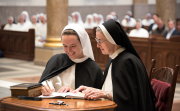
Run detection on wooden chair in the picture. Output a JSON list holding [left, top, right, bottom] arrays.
[[150, 65, 180, 111], [149, 59, 156, 80]]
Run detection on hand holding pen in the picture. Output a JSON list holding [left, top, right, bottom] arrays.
[[41, 81, 54, 96]]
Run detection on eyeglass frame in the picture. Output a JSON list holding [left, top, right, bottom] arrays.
[[95, 38, 107, 44]]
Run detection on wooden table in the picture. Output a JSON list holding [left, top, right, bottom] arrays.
[[0, 97, 117, 111]]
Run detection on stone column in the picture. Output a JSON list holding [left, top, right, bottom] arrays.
[[44, 0, 68, 47], [34, 0, 68, 66], [156, 0, 176, 26], [133, 0, 148, 19]]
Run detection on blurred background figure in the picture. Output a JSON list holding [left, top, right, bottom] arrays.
[[30, 15, 40, 37], [84, 14, 94, 29], [71, 11, 84, 27], [148, 13, 159, 32], [92, 13, 98, 27], [126, 11, 136, 24], [129, 19, 149, 38], [163, 19, 180, 39], [177, 20, 180, 32], [152, 18, 168, 35], [3, 16, 16, 31], [142, 13, 154, 26], [110, 11, 119, 22], [15, 14, 29, 32], [68, 16, 72, 24], [97, 14, 104, 25], [121, 15, 136, 27], [106, 14, 114, 21], [21, 11, 32, 27], [37, 14, 47, 47]]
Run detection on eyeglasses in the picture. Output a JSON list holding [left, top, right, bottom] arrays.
[[95, 38, 107, 44]]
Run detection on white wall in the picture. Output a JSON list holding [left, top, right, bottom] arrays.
[[0, 0, 132, 6]]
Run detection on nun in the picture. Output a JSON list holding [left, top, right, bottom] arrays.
[[39, 24, 103, 96], [4, 16, 17, 31], [38, 14, 47, 46], [21, 11, 32, 27], [68, 16, 72, 24], [71, 12, 84, 27], [121, 15, 136, 27], [15, 14, 29, 32], [129, 19, 149, 38], [92, 13, 98, 27], [84, 14, 94, 29], [97, 14, 104, 25], [106, 14, 114, 21], [74, 19, 155, 111], [142, 13, 154, 26]]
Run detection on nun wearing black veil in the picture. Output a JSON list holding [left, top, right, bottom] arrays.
[[75, 19, 156, 111], [39, 24, 103, 96]]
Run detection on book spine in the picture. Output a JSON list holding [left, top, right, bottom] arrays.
[[28, 86, 42, 97]]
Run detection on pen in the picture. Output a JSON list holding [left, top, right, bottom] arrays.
[[46, 81, 51, 89], [49, 103, 68, 106]]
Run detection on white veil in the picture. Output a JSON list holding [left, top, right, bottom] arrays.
[[21, 11, 30, 21], [62, 24, 95, 60], [84, 14, 94, 29]]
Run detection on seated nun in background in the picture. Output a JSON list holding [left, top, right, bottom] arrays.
[[97, 14, 104, 25], [84, 14, 94, 29], [68, 16, 72, 24], [15, 14, 29, 32], [71, 12, 84, 27], [121, 15, 136, 27], [39, 24, 103, 96], [142, 13, 154, 26], [110, 11, 120, 22], [74, 19, 155, 111], [4, 16, 17, 31], [38, 14, 47, 47], [121, 11, 136, 26], [21, 11, 32, 28], [106, 14, 114, 21], [92, 13, 98, 27], [129, 19, 149, 38]]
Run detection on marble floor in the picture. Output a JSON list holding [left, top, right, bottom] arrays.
[[0, 57, 180, 110]]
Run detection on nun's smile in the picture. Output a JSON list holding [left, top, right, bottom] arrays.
[[62, 35, 84, 60]]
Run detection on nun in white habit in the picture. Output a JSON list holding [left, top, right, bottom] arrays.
[[92, 13, 98, 27], [106, 14, 114, 21], [68, 16, 72, 24], [15, 15, 29, 32], [84, 14, 94, 29], [21, 11, 32, 28], [39, 24, 103, 95], [142, 13, 154, 26], [129, 19, 149, 38], [97, 14, 104, 25], [4, 16, 17, 31], [121, 15, 136, 27], [71, 12, 84, 27]]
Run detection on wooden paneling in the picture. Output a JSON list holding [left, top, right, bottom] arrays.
[[0, 29, 35, 61]]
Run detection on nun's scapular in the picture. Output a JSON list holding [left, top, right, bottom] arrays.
[[39, 24, 103, 91], [100, 19, 155, 111]]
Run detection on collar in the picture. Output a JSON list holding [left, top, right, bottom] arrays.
[[71, 56, 89, 63], [109, 47, 125, 59], [169, 27, 175, 33]]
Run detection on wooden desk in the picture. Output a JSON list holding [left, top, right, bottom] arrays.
[[0, 97, 117, 111]]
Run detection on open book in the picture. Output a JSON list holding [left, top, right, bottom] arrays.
[[39, 92, 85, 99]]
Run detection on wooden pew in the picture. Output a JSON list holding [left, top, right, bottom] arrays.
[[85, 28, 180, 82], [0, 29, 35, 61]]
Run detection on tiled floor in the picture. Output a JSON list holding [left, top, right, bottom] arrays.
[[0, 57, 180, 110]]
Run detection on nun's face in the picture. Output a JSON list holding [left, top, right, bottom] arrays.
[[97, 17, 101, 23], [19, 16, 24, 24], [62, 35, 84, 59], [88, 18, 91, 24], [8, 18, 13, 25], [96, 31, 115, 55], [74, 14, 78, 22], [32, 16, 37, 24], [136, 22, 141, 30]]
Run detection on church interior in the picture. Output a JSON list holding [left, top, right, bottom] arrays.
[[0, 0, 180, 110]]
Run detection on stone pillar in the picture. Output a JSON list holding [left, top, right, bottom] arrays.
[[44, 0, 68, 47], [34, 0, 68, 66], [156, 0, 176, 26], [133, 0, 148, 19]]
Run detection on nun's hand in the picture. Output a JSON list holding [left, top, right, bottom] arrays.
[[82, 88, 107, 100], [57, 86, 74, 93], [41, 85, 54, 96], [72, 85, 88, 93]]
